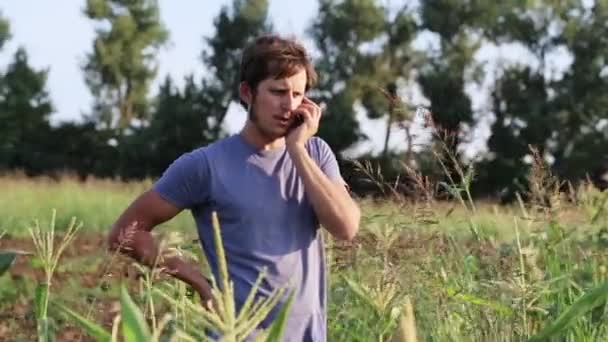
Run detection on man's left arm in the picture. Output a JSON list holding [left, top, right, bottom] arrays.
[[287, 143, 360, 241]]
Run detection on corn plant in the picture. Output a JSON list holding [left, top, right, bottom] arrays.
[[0, 230, 33, 277], [28, 209, 81, 342], [0, 230, 15, 277], [52, 211, 293, 341], [154, 211, 293, 341], [0, 250, 18, 277], [529, 281, 608, 341], [392, 297, 418, 342], [52, 301, 112, 342], [53, 284, 156, 342]]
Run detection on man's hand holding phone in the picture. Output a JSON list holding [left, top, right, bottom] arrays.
[[286, 96, 323, 149]]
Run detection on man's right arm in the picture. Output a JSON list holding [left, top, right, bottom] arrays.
[[107, 189, 213, 306]]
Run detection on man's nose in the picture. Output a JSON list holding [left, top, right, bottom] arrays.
[[281, 94, 299, 111]]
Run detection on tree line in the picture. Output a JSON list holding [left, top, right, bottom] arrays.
[[1, 0, 607, 199]]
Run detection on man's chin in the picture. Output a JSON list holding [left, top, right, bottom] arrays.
[[273, 132, 289, 140], [258, 127, 287, 140], [268, 125, 290, 138]]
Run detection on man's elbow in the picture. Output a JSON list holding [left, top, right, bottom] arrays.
[[346, 216, 361, 241], [333, 210, 361, 241], [340, 226, 359, 241]]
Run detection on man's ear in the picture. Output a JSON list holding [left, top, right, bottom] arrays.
[[239, 82, 252, 107]]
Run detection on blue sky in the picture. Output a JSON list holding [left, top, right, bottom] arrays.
[[0, 1, 569, 157], [0, 0, 411, 155], [0, 0, 317, 121]]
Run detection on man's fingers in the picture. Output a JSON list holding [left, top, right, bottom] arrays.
[[301, 110, 313, 123], [302, 97, 322, 115], [302, 96, 315, 105], [299, 103, 321, 119]]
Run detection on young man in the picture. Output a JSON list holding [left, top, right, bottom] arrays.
[[108, 35, 360, 341]]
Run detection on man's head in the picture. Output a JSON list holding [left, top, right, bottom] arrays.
[[238, 35, 317, 139]]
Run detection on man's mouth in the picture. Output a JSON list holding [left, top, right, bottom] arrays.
[[273, 115, 291, 126]]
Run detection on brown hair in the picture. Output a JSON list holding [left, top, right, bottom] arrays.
[[239, 35, 317, 106]]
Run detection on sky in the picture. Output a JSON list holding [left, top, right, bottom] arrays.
[[0, 0, 317, 120], [0, 0, 426, 157], [0, 1, 572, 158]]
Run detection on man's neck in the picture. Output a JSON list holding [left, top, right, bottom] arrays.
[[240, 120, 285, 151]]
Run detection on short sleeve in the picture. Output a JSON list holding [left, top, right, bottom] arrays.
[[307, 137, 345, 185], [153, 149, 211, 209]]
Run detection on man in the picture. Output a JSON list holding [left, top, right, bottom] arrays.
[[108, 34, 360, 341]]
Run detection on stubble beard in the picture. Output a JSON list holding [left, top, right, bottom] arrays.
[[248, 101, 286, 140]]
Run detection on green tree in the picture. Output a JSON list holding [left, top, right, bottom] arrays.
[[144, 0, 272, 163], [0, 48, 54, 174], [83, 0, 168, 131], [116, 0, 272, 179], [417, 0, 483, 186], [477, 1, 608, 196], [0, 11, 10, 50], [359, 5, 418, 161], [122, 76, 218, 178], [151, 76, 213, 173], [482, 67, 549, 195], [308, 0, 418, 156], [200, 0, 272, 140], [44, 121, 116, 179], [549, 0, 608, 183]]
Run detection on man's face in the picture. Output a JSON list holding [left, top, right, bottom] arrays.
[[243, 68, 308, 139]]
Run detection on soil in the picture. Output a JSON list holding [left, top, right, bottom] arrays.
[[0, 234, 134, 341]]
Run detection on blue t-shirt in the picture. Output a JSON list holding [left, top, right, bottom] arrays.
[[153, 134, 344, 341]]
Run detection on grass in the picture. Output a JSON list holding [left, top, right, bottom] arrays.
[[0, 174, 194, 236], [0, 171, 608, 340]]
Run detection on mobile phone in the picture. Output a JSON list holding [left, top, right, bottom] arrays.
[[290, 113, 304, 129], [286, 113, 303, 135]]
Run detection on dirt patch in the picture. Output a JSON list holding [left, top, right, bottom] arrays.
[[0, 233, 140, 341], [1, 233, 124, 282], [56, 326, 96, 342], [331, 231, 452, 265], [0, 233, 107, 257]]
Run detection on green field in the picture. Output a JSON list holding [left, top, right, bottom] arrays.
[[2, 175, 608, 341]]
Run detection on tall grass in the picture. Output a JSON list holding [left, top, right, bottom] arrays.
[[39, 209, 294, 341], [28, 209, 81, 341], [0, 174, 193, 236], [2, 134, 608, 340], [2, 177, 608, 340]]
